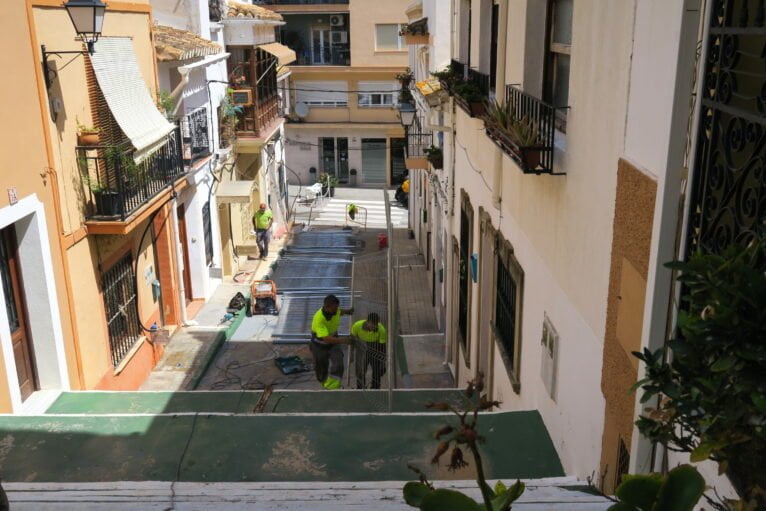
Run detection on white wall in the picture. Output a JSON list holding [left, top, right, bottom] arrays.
[[0, 195, 69, 412]]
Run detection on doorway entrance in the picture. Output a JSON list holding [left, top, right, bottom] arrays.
[[311, 26, 332, 65], [319, 137, 349, 184], [177, 204, 193, 304], [0, 226, 38, 402], [361, 138, 387, 185], [390, 138, 406, 185]]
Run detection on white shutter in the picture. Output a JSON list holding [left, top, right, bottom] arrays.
[[295, 81, 348, 106]]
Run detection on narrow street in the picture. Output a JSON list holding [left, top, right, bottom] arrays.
[[144, 187, 452, 396]]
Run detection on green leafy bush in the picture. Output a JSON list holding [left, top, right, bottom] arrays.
[[608, 465, 705, 511], [633, 236, 766, 507]]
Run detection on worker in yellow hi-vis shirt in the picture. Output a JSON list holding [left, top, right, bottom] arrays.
[[310, 294, 354, 389], [351, 313, 387, 389]]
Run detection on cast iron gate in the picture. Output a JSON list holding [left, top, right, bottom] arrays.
[[686, 0, 766, 257]]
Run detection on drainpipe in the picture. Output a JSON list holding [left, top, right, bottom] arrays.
[[492, 0, 509, 209], [170, 192, 196, 327], [445, 0, 458, 366]]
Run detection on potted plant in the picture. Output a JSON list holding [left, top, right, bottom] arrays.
[[81, 169, 120, 217], [328, 175, 339, 197], [424, 145, 443, 169], [484, 99, 515, 154], [76, 119, 100, 147], [507, 115, 541, 170], [318, 172, 330, 196], [396, 69, 414, 89], [347, 203, 358, 220], [453, 81, 486, 117], [157, 90, 175, 119], [221, 89, 243, 145], [431, 65, 458, 94], [399, 25, 429, 45]]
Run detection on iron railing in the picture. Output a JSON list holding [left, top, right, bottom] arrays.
[[483, 85, 567, 174], [180, 107, 211, 166], [294, 46, 350, 66], [78, 126, 185, 220], [451, 58, 466, 80], [101, 253, 142, 368], [406, 130, 433, 160], [468, 68, 491, 97]]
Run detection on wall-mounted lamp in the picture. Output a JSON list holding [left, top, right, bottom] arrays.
[[41, 0, 106, 90], [397, 102, 417, 128]]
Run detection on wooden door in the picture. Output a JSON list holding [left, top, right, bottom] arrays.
[[0, 227, 37, 401], [177, 204, 193, 304]]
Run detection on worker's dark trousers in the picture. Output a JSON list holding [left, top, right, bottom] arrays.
[[256, 228, 271, 258], [310, 341, 345, 384], [355, 342, 386, 389]]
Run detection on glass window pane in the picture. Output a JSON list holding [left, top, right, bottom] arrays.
[[553, 0, 573, 45], [553, 53, 570, 107], [376, 24, 400, 50], [359, 93, 371, 106]]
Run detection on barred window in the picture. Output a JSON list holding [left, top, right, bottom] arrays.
[[493, 235, 523, 392], [202, 201, 214, 266], [101, 253, 142, 368]]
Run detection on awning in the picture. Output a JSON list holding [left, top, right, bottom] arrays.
[[90, 38, 175, 161], [216, 180, 255, 204], [258, 42, 296, 67], [415, 77, 447, 106]]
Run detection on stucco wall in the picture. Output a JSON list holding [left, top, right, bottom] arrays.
[[349, 0, 410, 66]]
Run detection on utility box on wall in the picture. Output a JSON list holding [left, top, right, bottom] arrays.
[[470, 253, 478, 283]]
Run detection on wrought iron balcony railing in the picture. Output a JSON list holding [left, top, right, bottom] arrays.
[[405, 130, 434, 169], [180, 107, 211, 167], [484, 85, 567, 175], [78, 126, 186, 221]]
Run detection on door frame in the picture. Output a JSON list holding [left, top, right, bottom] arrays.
[[311, 25, 332, 65], [176, 203, 194, 304], [0, 195, 70, 412], [1, 227, 38, 401]]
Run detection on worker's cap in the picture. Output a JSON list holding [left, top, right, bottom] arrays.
[[259, 203, 267, 209]]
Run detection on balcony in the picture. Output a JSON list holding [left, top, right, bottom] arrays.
[[78, 126, 185, 222], [228, 47, 282, 143], [180, 107, 212, 167], [405, 131, 433, 170], [280, 13, 350, 66], [453, 67, 490, 118], [483, 85, 567, 175]]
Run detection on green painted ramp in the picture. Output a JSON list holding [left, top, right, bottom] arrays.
[[0, 411, 563, 482], [46, 390, 470, 415]]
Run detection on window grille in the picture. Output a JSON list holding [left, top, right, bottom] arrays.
[[458, 195, 472, 355], [202, 201, 214, 266], [101, 253, 142, 368], [615, 438, 631, 489], [495, 255, 517, 368]]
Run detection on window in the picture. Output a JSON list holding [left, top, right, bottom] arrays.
[[295, 80, 349, 107], [615, 438, 630, 489], [375, 24, 406, 51], [540, 314, 559, 400], [494, 235, 523, 392], [101, 253, 142, 368], [544, 0, 572, 130], [458, 192, 473, 361], [202, 201, 213, 266], [358, 81, 398, 108]]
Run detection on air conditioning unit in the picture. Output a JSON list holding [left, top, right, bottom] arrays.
[[230, 89, 252, 106], [330, 15, 344, 27], [331, 31, 348, 44]]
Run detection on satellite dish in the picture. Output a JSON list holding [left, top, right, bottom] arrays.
[[295, 102, 309, 118]]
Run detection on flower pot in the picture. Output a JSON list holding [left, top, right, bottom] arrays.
[[348, 209, 357, 220], [428, 156, 443, 169], [329, 186, 336, 198], [404, 34, 430, 45], [521, 149, 542, 171], [321, 185, 328, 196], [469, 102, 485, 117], [94, 190, 120, 217], [78, 133, 100, 146]]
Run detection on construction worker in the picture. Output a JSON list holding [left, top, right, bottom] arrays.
[[252, 202, 273, 259], [310, 294, 354, 390], [395, 178, 409, 208], [351, 313, 387, 389]]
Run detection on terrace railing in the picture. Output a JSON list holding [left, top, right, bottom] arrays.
[[78, 126, 186, 220], [180, 107, 211, 167]]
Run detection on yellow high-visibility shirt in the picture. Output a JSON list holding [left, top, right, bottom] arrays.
[[351, 320, 387, 343], [402, 180, 410, 193], [311, 308, 341, 341], [254, 209, 273, 230]]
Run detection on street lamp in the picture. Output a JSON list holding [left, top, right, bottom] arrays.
[[41, 0, 107, 90], [398, 102, 417, 130]]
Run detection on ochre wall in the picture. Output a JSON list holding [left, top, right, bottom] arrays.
[[349, 0, 410, 66], [0, 0, 81, 409], [599, 158, 657, 492]]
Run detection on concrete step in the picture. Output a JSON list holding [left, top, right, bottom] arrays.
[[45, 389, 471, 415]]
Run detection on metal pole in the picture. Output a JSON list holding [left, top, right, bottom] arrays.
[[384, 191, 394, 412], [347, 257, 355, 388]]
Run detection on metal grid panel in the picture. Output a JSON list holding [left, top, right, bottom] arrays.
[[101, 254, 141, 367]]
